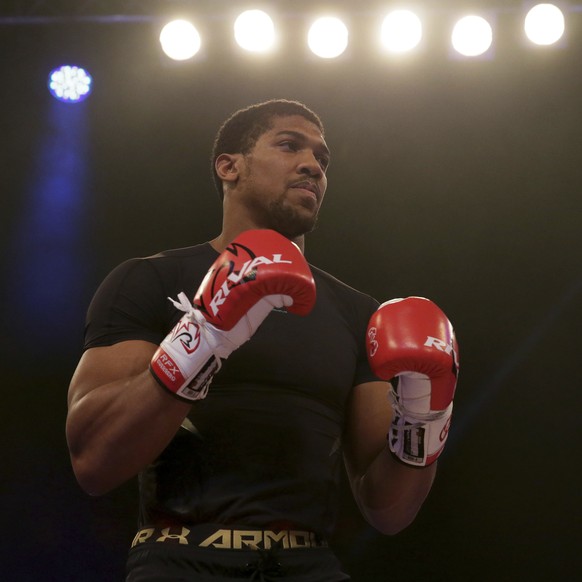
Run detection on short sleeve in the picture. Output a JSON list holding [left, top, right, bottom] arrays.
[[83, 258, 170, 350]]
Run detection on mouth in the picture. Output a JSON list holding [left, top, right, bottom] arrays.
[[290, 180, 320, 203]]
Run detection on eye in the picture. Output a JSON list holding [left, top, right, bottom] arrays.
[[279, 140, 298, 151], [317, 155, 330, 170]]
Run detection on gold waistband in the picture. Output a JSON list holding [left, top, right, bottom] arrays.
[[131, 525, 328, 551]]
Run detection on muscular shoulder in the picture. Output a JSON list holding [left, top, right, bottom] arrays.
[[84, 243, 218, 350], [143, 242, 219, 279], [102, 243, 216, 286]]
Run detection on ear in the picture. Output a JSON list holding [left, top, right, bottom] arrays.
[[215, 153, 242, 185]]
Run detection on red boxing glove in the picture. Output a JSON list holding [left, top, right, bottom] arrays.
[[151, 229, 316, 401], [367, 297, 459, 467]]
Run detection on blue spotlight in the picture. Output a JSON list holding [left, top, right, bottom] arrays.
[[48, 65, 92, 103]]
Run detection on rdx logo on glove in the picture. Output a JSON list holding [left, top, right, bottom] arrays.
[[209, 254, 292, 316], [170, 320, 201, 355]]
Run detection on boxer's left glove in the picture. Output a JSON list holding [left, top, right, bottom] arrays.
[[150, 229, 316, 401], [367, 297, 459, 467]]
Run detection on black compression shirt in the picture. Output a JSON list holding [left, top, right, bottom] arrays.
[[84, 242, 380, 538]]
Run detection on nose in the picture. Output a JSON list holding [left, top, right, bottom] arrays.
[[297, 152, 323, 178]]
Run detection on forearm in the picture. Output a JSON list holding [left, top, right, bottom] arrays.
[[66, 369, 191, 496], [353, 296, 459, 533], [353, 445, 437, 535]]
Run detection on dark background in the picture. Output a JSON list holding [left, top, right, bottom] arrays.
[[1, 2, 580, 580]]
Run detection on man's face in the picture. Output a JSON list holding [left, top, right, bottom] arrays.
[[234, 115, 330, 239]]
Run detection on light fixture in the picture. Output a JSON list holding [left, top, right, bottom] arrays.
[[451, 15, 493, 57], [524, 3, 565, 45], [48, 65, 92, 103], [159, 20, 202, 61], [234, 10, 276, 53], [308, 16, 349, 59], [380, 10, 423, 53]]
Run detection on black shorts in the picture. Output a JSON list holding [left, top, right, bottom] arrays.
[[125, 525, 350, 582]]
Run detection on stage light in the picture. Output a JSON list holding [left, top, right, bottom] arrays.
[[380, 10, 423, 53], [451, 15, 493, 57], [48, 66, 92, 103], [234, 9, 276, 53], [159, 19, 201, 61], [524, 3, 565, 45], [308, 16, 349, 59]]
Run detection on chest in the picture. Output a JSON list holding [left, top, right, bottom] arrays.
[[212, 294, 361, 412]]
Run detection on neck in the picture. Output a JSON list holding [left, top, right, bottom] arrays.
[[210, 230, 305, 254]]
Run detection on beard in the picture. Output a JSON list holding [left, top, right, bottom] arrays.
[[246, 193, 320, 239], [267, 197, 320, 238]]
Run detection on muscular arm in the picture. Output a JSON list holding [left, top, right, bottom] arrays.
[[343, 381, 436, 535], [67, 230, 317, 497], [66, 340, 192, 496]]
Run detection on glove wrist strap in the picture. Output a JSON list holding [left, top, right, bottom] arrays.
[[387, 389, 453, 467]]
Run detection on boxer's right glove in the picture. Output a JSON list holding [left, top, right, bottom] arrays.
[[150, 229, 316, 401], [366, 297, 459, 467]]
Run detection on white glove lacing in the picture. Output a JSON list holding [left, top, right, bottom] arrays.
[[169, 291, 287, 359]]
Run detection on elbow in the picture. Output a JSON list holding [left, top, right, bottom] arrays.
[[359, 502, 420, 536], [70, 454, 113, 497], [66, 420, 120, 496], [68, 442, 125, 496], [368, 511, 418, 536]]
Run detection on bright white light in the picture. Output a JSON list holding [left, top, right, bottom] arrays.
[[48, 66, 92, 103], [525, 4, 565, 45], [381, 10, 422, 53], [452, 15, 493, 57], [308, 16, 349, 59], [159, 20, 201, 61], [234, 10, 276, 53]]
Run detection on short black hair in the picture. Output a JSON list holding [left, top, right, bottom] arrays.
[[211, 99, 325, 199]]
